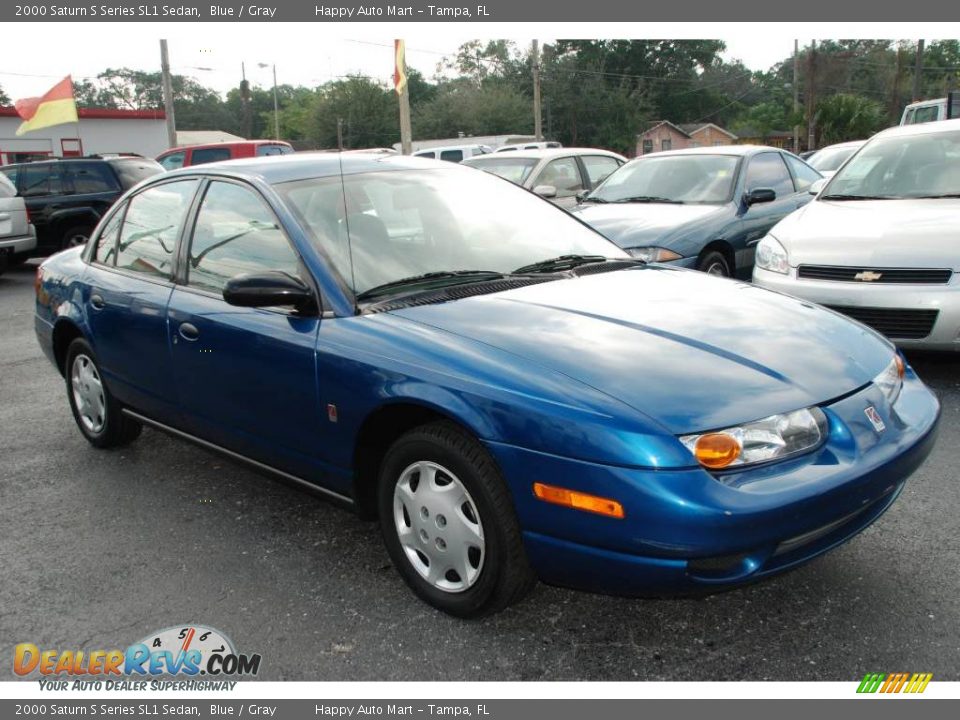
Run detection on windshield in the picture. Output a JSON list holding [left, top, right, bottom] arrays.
[[277, 168, 624, 297], [808, 145, 861, 173], [464, 157, 538, 185], [589, 154, 739, 204], [825, 130, 960, 199]]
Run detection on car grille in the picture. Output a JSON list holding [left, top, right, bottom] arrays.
[[798, 265, 953, 284], [825, 305, 940, 340]]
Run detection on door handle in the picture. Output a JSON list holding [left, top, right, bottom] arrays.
[[178, 322, 200, 341], [90, 293, 105, 310]]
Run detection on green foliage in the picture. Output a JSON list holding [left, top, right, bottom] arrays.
[[815, 93, 886, 145], [0, 85, 10, 105]]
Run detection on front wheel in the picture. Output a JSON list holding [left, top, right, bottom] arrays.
[[378, 421, 536, 617], [65, 338, 142, 448], [697, 250, 731, 277]]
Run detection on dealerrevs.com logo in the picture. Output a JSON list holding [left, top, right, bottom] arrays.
[[856, 673, 933, 694], [14, 625, 261, 689]]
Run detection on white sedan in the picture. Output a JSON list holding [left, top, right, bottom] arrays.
[[753, 119, 960, 350]]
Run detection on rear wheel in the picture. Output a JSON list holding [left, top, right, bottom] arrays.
[[378, 421, 536, 617], [60, 225, 94, 251], [65, 338, 142, 448], [697, 250, 731, 277]]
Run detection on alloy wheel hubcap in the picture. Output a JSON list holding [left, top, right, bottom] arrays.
[[706, 262, 727, 276], [393, 461, 485, 593], [66, 233, 89, 247], [71, 354, 106, 433]]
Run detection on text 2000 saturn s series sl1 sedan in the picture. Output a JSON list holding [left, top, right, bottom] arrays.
[[35, 153, 940, 617]]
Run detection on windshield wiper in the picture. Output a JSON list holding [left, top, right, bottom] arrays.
[[580, 195, 609, 203], [610, 195, 685, 204], [909, 193, 960, 199], [820, 194, 900, 200], [356, 271, 505, 301], [513, 255, 610, 274]]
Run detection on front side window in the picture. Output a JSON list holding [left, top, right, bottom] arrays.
[[744, 152, 795, 198], [255, 144, 294, 157], [277, 167, 621, 297], [19, 164, 63, 197], [535, 157, 584, 197], [115, 180, 199, 279], [187, 181, 300, 294], [590, 154, 739, 204], [440, 149, 464, 163]]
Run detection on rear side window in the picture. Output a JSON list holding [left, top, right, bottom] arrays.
[[187, 181, 300, 294], [93, 207, 124, 265], [191, 148, 232, 165], [0, 172, 15, 198], [19, 164, 63, 197], [440, 149, 464, 163], [110, 158, 164, 189], [255, 144, 293, 156], [116, 180, 199, 280], [744, 152, 794, 198], [66, 163, 118, 194], [0, 167, 18, 192], [414, 151, 435, 158]]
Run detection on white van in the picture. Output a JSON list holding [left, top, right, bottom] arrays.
[[900, 94, 960, 125], [413, 145, 492, 163]]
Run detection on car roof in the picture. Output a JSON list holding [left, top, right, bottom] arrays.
[[875, 117, 960, 139], [159, 151, 460, 184], [464, 148, 624, 162], [815, 140, 867, 151], [159, 140, 293, 155], [637, 145, 783, 159]]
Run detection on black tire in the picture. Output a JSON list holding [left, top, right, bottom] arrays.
[[64, 338, 142, 448], [60, 224, 94, 251], [697, 249, 731, 277], [378, 421, 536, 618]]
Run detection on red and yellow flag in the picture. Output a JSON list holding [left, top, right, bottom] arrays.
[[394, 40, 408, 96], [14, 76, 79, 137]]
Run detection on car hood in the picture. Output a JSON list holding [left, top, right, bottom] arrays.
[[571, 202, 727, 249], [389, 266, 892, 434], [775, 197, 960, 269]]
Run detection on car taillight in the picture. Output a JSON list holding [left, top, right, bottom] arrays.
[[34, 266, 43, 296]]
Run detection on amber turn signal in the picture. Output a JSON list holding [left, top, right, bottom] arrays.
[[895, 354, 905, 379], [533, 482, 625, 519], [693, 433, 741, 469]]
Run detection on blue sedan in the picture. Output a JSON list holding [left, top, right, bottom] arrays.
[[571, 146, 823, 278], [34, 153, 939, 617]]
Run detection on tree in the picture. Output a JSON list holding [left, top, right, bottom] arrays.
[[308, 76, 397, 149], [815, 93, 886, 145], [0, 85, 10, 105]]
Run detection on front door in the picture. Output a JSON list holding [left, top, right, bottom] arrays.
[[166, 179, 326, 483], [736, 151, 802, 274]]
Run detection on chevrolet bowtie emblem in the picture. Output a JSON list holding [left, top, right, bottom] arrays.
[[854, 271, 883, 281]]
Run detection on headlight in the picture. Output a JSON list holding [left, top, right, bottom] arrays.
[[626, 247, 683, 262], [755, 235, 789, 274], [680, 407, 828, 470], [873, 354, 905, 405]]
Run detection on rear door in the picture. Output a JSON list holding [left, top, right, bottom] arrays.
[[165, 179, 326, 481], [16, 162, 66, 252], [83, 178, 201, 423], [0, 172, 29, 242]]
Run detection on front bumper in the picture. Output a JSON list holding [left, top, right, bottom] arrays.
[[753, 264, 960, 350], [487, 369, 940, 595]]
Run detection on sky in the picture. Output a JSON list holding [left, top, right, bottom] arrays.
[[0, 32, 803, 101]]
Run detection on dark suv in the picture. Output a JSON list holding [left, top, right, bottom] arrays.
[[0, 156, 163, 257]]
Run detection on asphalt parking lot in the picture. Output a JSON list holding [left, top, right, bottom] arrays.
[[2, 261, 958, 682]]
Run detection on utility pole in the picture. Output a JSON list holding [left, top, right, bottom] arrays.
[[891, 43, 904, 122], [912, 39, 925, 102], [532, 39, 543, 141], [240, 62, 252, 139], [336, 118, 344, 150], [792, 39, 799, 154], [159, 40, 177, 149], [806, 40, 817, 153]]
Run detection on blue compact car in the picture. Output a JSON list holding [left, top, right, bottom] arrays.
[[35, 153, 940, 617], [571, 146, 823, 279]]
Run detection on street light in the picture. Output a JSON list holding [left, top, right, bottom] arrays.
[[257, 62, 280, 141]]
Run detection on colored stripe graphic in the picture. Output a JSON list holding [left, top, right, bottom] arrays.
[[857, 672, 932, 694]]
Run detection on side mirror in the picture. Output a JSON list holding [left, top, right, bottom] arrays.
[[575, 190, 590, 203], [223, 271, 316, 313], [533, 184, 558, 199], [744, 187, 776, 206], [809, 178, 827, 195]]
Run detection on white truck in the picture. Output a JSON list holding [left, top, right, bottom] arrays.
[[900, 92, 960, 125]]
